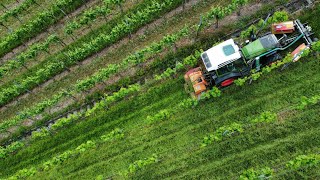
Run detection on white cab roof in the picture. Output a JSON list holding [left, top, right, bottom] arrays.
[[201, 39, 242, 72]]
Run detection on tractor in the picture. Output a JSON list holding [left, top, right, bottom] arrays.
[[184, 19, 316, 99]]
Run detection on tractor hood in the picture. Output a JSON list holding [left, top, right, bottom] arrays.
[[201, 39, 242, 72], [242, 34, 279, 59]]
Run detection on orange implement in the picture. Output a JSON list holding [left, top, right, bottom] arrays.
[[291, 43, 310, 62], [184, 67, 208, 97], [272, 21, 295, 34]]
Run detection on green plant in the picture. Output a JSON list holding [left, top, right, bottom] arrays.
[[251, 111, 277, 123], [240, 25, 257, 39], [239, 167, 274, 180], [7, 167, 37, 179], [126, 154, 159, 175], [0, 141, 24, 159], [31, 128, 50, 140], [100, 128, 124, 141], [200, 87, 221, 100], [234, 77, 248, 86], [75, 140, 96, 153], [286, 154, 320, 169], [267, 11, 289, 24], [201, 123, 243, 147], [0, 0, 84, 57], [297, 95, 320, 110], [145, 109, 173, 124]]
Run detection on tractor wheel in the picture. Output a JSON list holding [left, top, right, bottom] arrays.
[[221, 78, 235, 87]]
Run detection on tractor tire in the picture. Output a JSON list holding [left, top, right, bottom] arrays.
[[221, 78, 235, 87]]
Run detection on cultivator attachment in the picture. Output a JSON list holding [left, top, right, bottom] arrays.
[[294, 19, 315, 45]]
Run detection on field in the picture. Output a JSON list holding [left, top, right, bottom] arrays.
[[0, 0, 320, 179]]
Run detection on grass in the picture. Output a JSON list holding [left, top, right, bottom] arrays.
[[2, 51, 320, 178]]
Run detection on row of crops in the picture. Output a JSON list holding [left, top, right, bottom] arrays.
[[1, 0, 320, 179], [0, 0, 250, 144]]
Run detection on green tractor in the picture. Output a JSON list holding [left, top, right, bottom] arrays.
[[185, 19, 316, 96]]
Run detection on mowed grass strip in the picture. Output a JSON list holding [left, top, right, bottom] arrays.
[[30, 93, 320, 179], [0, 79, 187, 178]]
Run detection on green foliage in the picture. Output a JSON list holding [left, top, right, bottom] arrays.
[[126, 154, 159, 175], [240, 25, 257, 39], [0, 0, 35, 23], [246, 52, 297, 83], [234, 77, 249, 86], [239, 167, 274, 180], [251, 111, 277, 123], [42, 150, 74, 171], [200, 87, 221, 100], [311, 41, 320, 52], [177, 98, 198, 109], [64, 26, 188, 93], [267, 11, 289, 24], [51, 112, 82, 131], [300, 48, 311, 59], [0, 0, 185, 111], [0, 141, 24, 159], [0, 0, 84, 57], [0, 146, 5, 159], [86, 84, 141, 117], [145, 109, 173, 124], [286, 154, 320, 169], [251, 71, 262, 81], [7, 167, 37, 180], [106, 0, 125, 5], [0, 91, 64, 133], [183, 55, 198, 68], [8, 128, 124, 178], [156, 49, 202, 81], [210, 6, 226, 20], [232, 0, 249, 6], [0, 23, 190, 131], [31, 128, 50, 141], [75, 140, 96, 153], [95, 175, 104, 180], [201, 110, 278, 148], [100, 128, 124, 142], [65, 5, 110, 35], [257, 19, 265, 29], [6, 141, 24, 153], [201, 123, 243, 147], [197, 0, 246, 31], [0, 34, 61, 80], [297, 95, 320, 110]]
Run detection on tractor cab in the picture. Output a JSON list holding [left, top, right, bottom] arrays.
[[200, 39, 250, 87]]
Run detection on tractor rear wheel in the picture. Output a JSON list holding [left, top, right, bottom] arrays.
[[221, 78, 235, 87]]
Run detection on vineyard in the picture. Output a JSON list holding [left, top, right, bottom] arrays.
[[0, 0, 320, 179]]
